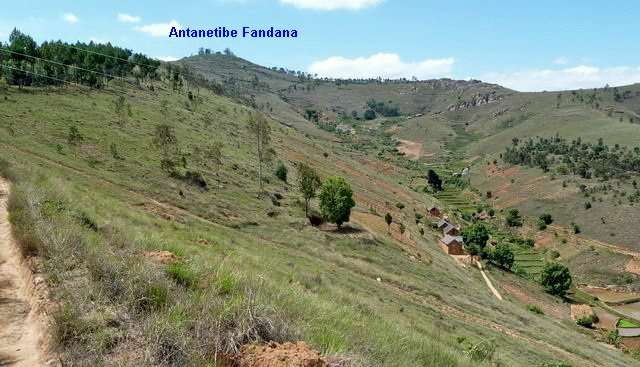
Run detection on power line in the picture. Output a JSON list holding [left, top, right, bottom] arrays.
[[0, 64, 130, 98], [0, 48, 128, 82], [63, 44, 162, 71], [0, 64, 89, 90]]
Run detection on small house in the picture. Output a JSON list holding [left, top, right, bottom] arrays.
[[442, 223, 460, 236], [428, 206, 441, 218], [441, 235, 464, 255], [437, 219, 449, 229]]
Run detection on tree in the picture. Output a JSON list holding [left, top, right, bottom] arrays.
[[153, 123, 178, 173], [384, 213, 392, 233], [275, 161, 287, 182], [364, 109, 376, 120], [462, 223, 490, 257], [114, 96, 132, 124], [539, 213, 553, 225], [297, 162, 321, 217], [67, 126, 83, 146], [491, 243, 514, 270], [505, 208, 523, 227], [539, 263, 572, 297], [318, 176, 355, 229], [247, 113, 271, 194], [427, 169, 443, 192]]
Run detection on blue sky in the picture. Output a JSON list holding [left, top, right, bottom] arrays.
[[1, 0, 639, 91]]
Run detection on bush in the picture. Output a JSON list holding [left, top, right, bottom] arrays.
[[7, 187, 43, 257], [576, 315, 595, 328], [506, 209, 523, 227], [539, 213, 553, 225], [571, 223, 581, 234], [491, 243, 514, 270], [462, 223, 490, 257], [396, 202, 405, 209], [274, 161, 287, 182], [527, 304, 544, 315], [318, 176, 355, 229], [183, 170, 208, 190], [166, 263, 197, 289], [364, 109, 376, 120], [539, 263, 572, 297], [0, 158, 15, 180]]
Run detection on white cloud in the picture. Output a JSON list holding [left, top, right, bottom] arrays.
[[117, 13, 141, 23], [62, 13, 79, 24], [156, 56, 180, 62], [279, 0, 381, 10], [480, 65, 640, 92], [134, 20, 181, 37], [553, 56, 568, 65], [309, 53, 455, 80]]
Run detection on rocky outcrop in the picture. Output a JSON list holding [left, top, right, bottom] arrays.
[[448, 91, 502, 111]]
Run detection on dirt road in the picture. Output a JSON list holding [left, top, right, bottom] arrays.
[[0, 177, 50, 366]]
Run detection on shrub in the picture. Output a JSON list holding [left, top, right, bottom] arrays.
[[539, 263, 572, 297], [274, 161, 287, 182], [7, 188, 43, 257], [318, 176, 355, 229], [506, 209, 523, 227], [0, 158, 15, 180], [571, 222, 581, 234], [527, 304, 544, 315], [584, 201, 592, 210], [67, 126, 84, 146], [576, 315, 594, 328], [465, 340, 495, 363], [539, 214, 553, 224], [606, 330, 621, 347], [491, 243, 514, 270], [166, 263, 197, 289], [462, 223, 490, 257], [364, 109, 376, 120], [183, 170, 208, 190], [215, 271, 237, 295], [395, 202, 405, 209], [537, 219, 547, 230]]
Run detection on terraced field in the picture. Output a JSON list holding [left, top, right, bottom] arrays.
[[512, 247, 545, 280], [435, 189, 476, 213]]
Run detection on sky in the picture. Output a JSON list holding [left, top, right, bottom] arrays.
[[1, 0, 639, 91]]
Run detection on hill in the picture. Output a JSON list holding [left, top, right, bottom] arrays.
[[1, 41, 639, 366]]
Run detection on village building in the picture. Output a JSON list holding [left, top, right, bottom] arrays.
[[442, 223, 460, 236], [428, 206, 441, 218], [436, 219, 449, 229], [441, 235, 464, 255]]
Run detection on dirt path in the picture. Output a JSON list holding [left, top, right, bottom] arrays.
[[476, 261, 503, 301], [0, 178, 51, 366]]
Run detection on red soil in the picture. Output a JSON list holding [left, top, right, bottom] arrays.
[[237, 342, 327, 367]]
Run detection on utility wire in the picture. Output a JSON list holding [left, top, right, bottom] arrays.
[[0, 64, 131, 98], [0, 64, 89, 89], [0, 48, 141, 89], [63, 44, 162, 70]]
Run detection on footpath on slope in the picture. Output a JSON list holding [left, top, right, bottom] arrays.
[[0, 177, 53, 366], [476, 261, 503, 301]]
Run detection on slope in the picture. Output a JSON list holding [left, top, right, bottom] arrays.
[[0, 71, 637, 367]]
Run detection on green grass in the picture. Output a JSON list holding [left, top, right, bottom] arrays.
[[617, 319, 640, 328], [0, 73, 638, 366]]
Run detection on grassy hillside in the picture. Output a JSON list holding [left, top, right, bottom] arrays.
[[1, 69, 636, 367]]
